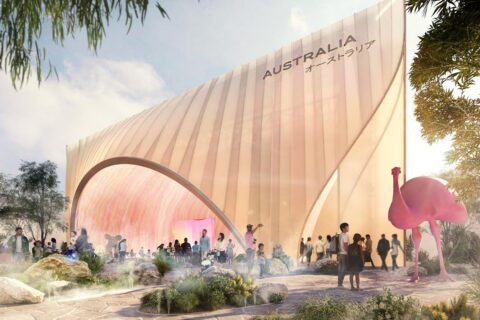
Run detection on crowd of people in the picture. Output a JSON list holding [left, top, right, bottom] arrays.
[[4, 227, 95, 264], [299, 222, 404, 291], [4, 223, 405, 288]]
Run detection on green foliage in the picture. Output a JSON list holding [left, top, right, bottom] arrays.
[[419, 250, 441, 275], [140, 273, 256, 314], [293, 297, 351, 320], [405, 234, 414, 262], [441, 221, 480, 266], [362, 288, 421, 320], [465, 273, 480, 305], [406, 0, 480, 209], [153, 251, 174, 276], [251, 312, 288, 320], [269, 293, 285, 304], [174, 291, 200, 313], [203, 289, 226, 310], [272, 245, 294, 271], [234, 253, 246, 262], [421, 294, 479, 320], [0, 0, 169, 88], [2, 161, 67, 244], [79, 253, 104, 275]]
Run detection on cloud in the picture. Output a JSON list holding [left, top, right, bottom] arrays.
[[290, 7, 309, 37], [0, 58, 171, 185]]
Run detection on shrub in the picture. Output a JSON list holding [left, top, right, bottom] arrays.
[[234, 253, 246, 263], [230, 294, 247, 307], [204, 289, 226, 310], [293, 297, 350, 320], [269, 293, 285, 304], [418, 250, 440, 275], [174, 273, 206, 297], [422, 294, 479, 320], [466, 273, 480, 305], [362, 288, 421, 320], [79, 252, 104, 274], [272, 245, 294, 271], [153, 252, 175, 276], [174, 291, 200, 313], [315, 259, 338, 275], [251, 312, 288, 320]]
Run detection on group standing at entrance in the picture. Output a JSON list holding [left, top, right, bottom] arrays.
[[301, 224, 404, 291]]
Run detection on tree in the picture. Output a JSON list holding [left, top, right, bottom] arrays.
[[4, 161, 67, 244], [0, 0, 169, 88], [407, 0, 480, 206]]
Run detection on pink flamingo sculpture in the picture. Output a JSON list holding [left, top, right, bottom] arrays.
[[388, 167, 468, 282]]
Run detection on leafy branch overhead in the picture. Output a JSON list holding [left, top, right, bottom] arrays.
[[0, 0, 169, 88], [406, 0, 480, 207]]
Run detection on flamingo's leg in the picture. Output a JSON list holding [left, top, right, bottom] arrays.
[[429, 220, 454, 281], [410, 226, 422, 282]]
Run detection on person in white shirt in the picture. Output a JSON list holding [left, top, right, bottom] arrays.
[[391, 234, 403, 271], [214, 233, 226, 263], [337, 222, 350, 288], [118, 239, 127, 263], [315, 235, 326, 261]]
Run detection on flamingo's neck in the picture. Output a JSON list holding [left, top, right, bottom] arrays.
[[390, 174, 411, 223]]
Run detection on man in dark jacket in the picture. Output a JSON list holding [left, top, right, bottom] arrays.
[[377, 234, 390, 271], [8, 227, 29, 263]]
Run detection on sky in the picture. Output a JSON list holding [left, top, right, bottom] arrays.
[[0, 0, 452, 189]]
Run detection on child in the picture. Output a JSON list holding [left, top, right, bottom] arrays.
[[32, 241, 43, 262], [257, 243, 266, 278], [347, 233, 364, 291], [226, 239, 235, 265]]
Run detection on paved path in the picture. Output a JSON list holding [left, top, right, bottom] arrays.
[[0, 269, 467, 320]]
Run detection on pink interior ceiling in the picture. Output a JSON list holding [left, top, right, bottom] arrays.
[[75, 164, 233, 253]]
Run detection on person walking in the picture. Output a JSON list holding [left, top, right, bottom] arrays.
[[391, 234, 404, 271], [181, 238, 192, 262], [315, 235, 325, 261], [305, 237, 314, 267], [337, 223, 350, 288], [377, 234, 390, 271], [245, 223, 263, 273], [214, 233, 226, 263], [347, 233, 364, 291], [118, 239, 127, 263], [192, 241, 200, 264], [226, 239, 235, 265], [325, 235, 332, 258], [8, 227, 29, 264], [199, 229, 211, 260], [257, 243, 266, 278], [299, 238, 306, 264], [139, 246, 145, 258], [364, 234, 376, 269]]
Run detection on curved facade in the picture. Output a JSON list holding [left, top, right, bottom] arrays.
[[66, 0, 405, 263]]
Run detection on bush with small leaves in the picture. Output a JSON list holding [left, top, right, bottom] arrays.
[[269, 293, 285, 304], [362, 288, 421, 320], [421, 294, 479, 320], [293, 297, 350, 320]]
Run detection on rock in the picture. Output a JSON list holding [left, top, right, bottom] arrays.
[[97, 263, 120, 282], [0, 277, 44, 305], [47, 280, 73, 292], [255, 283, 288, 304], [267, 258, 289, 275], [25, 254, 94, 283], [407, 266, 428, 277], [130, 262, 161, 285], [201, 266, 237, 279], [315, 258, 337, 275]]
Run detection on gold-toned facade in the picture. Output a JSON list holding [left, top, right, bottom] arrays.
[[66, 0, 405, 264]]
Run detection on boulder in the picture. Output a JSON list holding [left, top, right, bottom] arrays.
[[315, 258, 337, 275], [201, 265, 237, 279], [267, 258, 289, 275], [25, 254, 94, 283], [0, 277, 44, 305], [407, 266, 428, 277], [47, 280, 73, 292], [130, 262, 161, 285], [255, 283, 288, 304]]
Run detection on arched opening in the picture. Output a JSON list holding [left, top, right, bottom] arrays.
[[70, 157, 245, 254]]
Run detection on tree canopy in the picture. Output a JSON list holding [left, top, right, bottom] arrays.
[[2, 161, 67, 244], [0, 0, 168, 88], [407, 0, 480, 210]]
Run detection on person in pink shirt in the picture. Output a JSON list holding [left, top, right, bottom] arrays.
[[245, 223, 263, 273]]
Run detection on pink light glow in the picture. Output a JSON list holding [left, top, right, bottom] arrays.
[[75, 164, 232, 253]]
